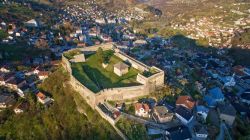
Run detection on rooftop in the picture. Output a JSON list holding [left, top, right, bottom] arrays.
[[114, 62, 129, 70], [176, 96, 195, 110], [154, 106, 173, 118], [175, 106, 193, 121]]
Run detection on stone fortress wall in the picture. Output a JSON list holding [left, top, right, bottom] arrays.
[[62, 43, 165, 108]]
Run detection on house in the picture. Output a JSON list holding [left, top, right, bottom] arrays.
[[204, 87, 225, 107], [152, 106, 174, 123], [0, 94, 15, 109], [36, 92, 54, 105], [233, 65, 246, 77], [6, 78, 26, 90], [17, 85, 30, 97], [38, 71, 49, 80], [134, 103, 150, 118], [114, 62, 129, 76], [196, 105, 209, 121], [133, 39, 147, 47], [240, 89, 250, 105], [165, 125, 192, 140], [243, 67, 250, 76], [25, 19, 38, 27], [175, 106, 194, 125], [217, 103, 236, 126], [115, 103, 125, 111], [176, 96, 195, 110], [0, 73, 15, 85], [218, 75, 236, 87], [0, 66, 10, 73], [14, 101, 29, 114], [232, 102, 248, 115], [193, 124, 208, 139]]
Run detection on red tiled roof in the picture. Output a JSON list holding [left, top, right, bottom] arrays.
[[37, 92, 46, 100], [134, 103, 150, 112], [38, 71, 49, 76], [176, 96, 195, 110]]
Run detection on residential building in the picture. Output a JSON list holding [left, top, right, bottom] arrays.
[[0, 94, 15, 109], [176, 96, 195, 110], [175, 106, 194, 125], [165, 125, 192, 140], [134, 103, 150, 118], [240, 89, 250, 105], [217, 103, 236, 126], [36, 92, 54, 105], [193, 124, 208, 139], [25, 19, 38, 27], [204, 87, 225, 107], [152, 106, 173, 123], [196, 105, 209, 121], [14, 101, 29, 114]]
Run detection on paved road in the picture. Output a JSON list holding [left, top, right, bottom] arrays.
[[121, 112, 181, 130], [216, 123, 232, 140], [104, 102, 181, 130]]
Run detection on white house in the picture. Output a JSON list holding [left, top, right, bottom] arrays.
[[134, 103, 150, 118], [196, 105, 209, 121], [133, 39, 147, 47], [0, 67, 10, 73], [114, 62, 129, 76], [194, 124, 208, 139], [36, 92, 54, 105], [25, 19, 38, 27], [38, 71, 49, 80]]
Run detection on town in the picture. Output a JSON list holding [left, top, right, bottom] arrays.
[[0, 0, 250, 140]]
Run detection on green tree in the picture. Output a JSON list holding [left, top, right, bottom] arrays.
[[96, 47, 104, 63], [0, 30, 7, 40]]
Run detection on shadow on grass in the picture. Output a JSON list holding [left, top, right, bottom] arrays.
[[82, 65, 140, 91]]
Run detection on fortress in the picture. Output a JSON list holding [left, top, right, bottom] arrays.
[[62, 43, 165, 108]]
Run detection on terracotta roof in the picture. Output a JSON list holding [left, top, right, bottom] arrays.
[[37, 92, 46, 100], [176, 96, 195, 110], [38, 71, 49, 76], [134, 103, 150, 112]]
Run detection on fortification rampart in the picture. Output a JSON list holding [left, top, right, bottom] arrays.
[[62, 43, 165, 108]]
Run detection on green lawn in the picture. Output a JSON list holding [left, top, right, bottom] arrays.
[[71, 51, 141, 93]]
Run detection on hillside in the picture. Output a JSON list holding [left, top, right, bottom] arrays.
[[0, 67, 121, 140]]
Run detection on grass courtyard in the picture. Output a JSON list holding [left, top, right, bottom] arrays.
[[71, 50, 141, 93]]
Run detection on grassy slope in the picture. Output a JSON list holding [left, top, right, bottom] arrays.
[[116, 117, 148, 140], [0, 4, 37, 22], [0, 67, 121, 140], [72, 51, 140, 92]]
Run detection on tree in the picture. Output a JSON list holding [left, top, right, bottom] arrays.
[[96, 47, 104, 63], [34, 39, 49, 49], [0, 30, 7, 40]]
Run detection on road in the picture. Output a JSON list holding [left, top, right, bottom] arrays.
[[216, 122, 232, 140], [121, 112, 181, 130]]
